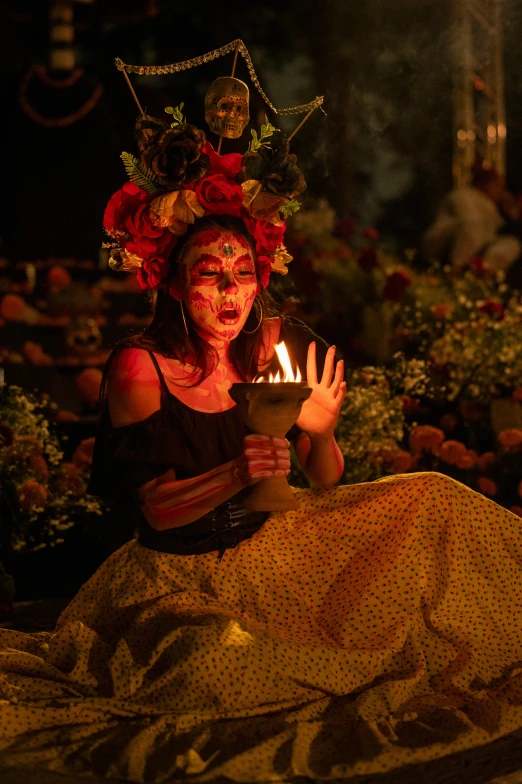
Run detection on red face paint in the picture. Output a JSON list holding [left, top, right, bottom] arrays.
[[176, 233, 258, 343]]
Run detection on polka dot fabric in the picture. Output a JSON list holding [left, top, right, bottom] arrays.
[[1, 472, 522, 782]]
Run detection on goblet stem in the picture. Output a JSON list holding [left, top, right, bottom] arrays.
[[229, 382, 311, 512]]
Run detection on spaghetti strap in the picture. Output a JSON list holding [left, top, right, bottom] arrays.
[[148, 351, 170, 401]]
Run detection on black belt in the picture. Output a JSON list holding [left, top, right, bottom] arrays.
[[138, 492, 269, 559]]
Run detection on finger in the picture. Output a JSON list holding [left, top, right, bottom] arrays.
[[334, 381, 347, 406], [331, 359, 345, 397], [269, 436, 290, 448], [306, 342, 318, 386], [320, 345, 336, 387], [245, 434, 271, 445]]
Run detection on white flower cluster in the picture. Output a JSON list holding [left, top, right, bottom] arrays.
[[336, 366, 405, 484]]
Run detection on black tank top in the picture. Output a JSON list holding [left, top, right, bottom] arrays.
[[87, 318, 328, 556]]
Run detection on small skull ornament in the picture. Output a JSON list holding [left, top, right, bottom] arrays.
[[204, 77, 250, 139]]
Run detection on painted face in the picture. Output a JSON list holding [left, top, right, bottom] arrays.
[[177, 232, 258, 342]]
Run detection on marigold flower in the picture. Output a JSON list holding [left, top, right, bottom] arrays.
[[455, 452, 476, 469], [17, 479, 48, 510], [510, 505, 522, 518], [436, 440, 467, 466], [48, 265, 72, 291], [55, 470, 85, 498], [476, 452, 496, 471], [392, 450, 413, 473], [28, 454, 49, 481], [498, 429, 522, 449], [477, 476, 498, 497], [72, 437, 96, 469], [409, 425, 445, 454], [430, 303, 453, 320], [0, 294, 26, 320]]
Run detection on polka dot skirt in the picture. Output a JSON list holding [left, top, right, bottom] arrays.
[[1, 472, 522, 781]]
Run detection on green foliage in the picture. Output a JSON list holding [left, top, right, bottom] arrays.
[[120, 152, 159, 195], [280, 199, 301, 219], [248, 117, 278, 153], [164, 103, 186, 127]]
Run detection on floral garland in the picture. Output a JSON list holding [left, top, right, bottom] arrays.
[[103, 109, 306, 290]]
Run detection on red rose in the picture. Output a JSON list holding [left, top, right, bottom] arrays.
[[202, 142, 243, 179], [242, 214, 286, 254], [104, 182, 175, 260], [478, 300, 505, 319], [137, 258, 168, 290], [357, 247, 378, 272], [256, 254, 273, 290], [195, 173, 244, 216], [333, 216, 356, 242], [382, 270, 412, 301]]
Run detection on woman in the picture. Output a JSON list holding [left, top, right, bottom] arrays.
[[1, 117, 522, 784]]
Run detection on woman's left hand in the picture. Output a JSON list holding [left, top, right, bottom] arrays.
[[295, 343, 347, 440]]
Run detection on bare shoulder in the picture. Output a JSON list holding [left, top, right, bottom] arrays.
[[108, 347, 162, 427]]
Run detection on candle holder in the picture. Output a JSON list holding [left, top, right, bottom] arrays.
[[229, 381, 311, 512]]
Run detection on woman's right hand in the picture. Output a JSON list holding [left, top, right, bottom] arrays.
[[233, 434, 291, 485]]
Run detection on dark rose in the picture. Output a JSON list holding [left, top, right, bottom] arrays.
[[104, 182, 149, 241], [242, 213, 286, 254], [202, 142, 243, 179], [136, 115, 210, 190], [126, 225, 177, 261], [333, 216, 356, 242], [469, 255, 493, 281], [478, 300, 505, 319], [137, 258, 168, 290], [195, 173, 244, 216], [256, 254, 273, 290], [357, 247, 378, 272], [238, 132, 306, 199], [103, 182, 175, 259], [382, 270, 412, 301]]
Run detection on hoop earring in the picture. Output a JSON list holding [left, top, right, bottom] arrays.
[[242, 298, 263, 334], [180, 301, 189, 336]]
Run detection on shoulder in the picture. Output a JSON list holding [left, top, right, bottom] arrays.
[[108, 347, 163, 427]]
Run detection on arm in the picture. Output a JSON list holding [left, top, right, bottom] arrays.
[[139, 435, 290, 531], [107, 349, 291, 531], [294, 343, 346, 488]]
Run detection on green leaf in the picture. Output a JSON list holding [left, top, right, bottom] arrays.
[[247, 117, 279, 153], [280, 199, 301, 218], [120, 152, 159, 195], [165, 102, 186, 127]]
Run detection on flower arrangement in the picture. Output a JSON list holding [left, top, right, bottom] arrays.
[[0, 385, 103, 552], [103, 109, 305, 291]]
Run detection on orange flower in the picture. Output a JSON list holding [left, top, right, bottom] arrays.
[[28, 454, 49, 481], [0, 294, 26, 320], [498, 429, 522, 449], [392, 450, 413, 473], [476, 452, 495, 471], [477, 477, 498, 497], [17, 480, 48, 510], [75, 368, 103, 405], [455, 452, 476, 469], [513, 388, 522, 402], [48, 265, 72, 291], [409, 425, 445, 455], [72, 437, 96, 469], [430, 303, 453, 320], [439, 413, 458, 434], [436, 440, 467, 466], [55, 470, 85, 498], [510, 505, 522, 518]]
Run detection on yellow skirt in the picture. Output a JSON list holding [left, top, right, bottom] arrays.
[[1, 472, 522, 782]]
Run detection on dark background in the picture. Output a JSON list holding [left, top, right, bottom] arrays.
[[1, 0, 522, 261]]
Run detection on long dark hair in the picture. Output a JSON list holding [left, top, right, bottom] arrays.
[[124, 215, 281, 385]]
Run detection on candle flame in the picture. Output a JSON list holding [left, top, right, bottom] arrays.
[[255, 341, 302, 383]]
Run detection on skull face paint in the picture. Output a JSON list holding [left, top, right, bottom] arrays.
[[204, 77, 250, 139], [178, 232, 258, 342]]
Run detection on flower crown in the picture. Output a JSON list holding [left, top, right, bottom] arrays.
[[103, 108, 306, 291]]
